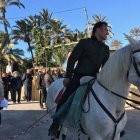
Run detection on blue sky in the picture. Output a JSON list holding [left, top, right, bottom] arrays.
[[1, 0, 140, 58]]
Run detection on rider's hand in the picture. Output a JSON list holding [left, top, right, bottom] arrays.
[[63, 78, 70, 87]]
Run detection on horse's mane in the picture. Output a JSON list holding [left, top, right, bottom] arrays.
[[97, 44, 132, 89]]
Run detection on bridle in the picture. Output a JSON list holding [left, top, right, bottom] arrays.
[[131, 49, 140, 78], [87, 48, 140, 140]]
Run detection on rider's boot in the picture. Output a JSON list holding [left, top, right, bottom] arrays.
[[48, 121, 60, 138]]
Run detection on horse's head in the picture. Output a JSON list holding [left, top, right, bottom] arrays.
[[125, 35, 140, 90]]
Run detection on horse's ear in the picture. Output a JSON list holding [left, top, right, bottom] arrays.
[[124, 34, 138, 47]]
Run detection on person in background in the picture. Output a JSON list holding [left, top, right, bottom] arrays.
[[38, 68, 47, 109], [2, 73, 9, 100], [44, 68, 54, 88], [6, 61, 12, 74], [11, 71, 23, 104], [44, 68, 54, 102], [7, 72, 13, 101], [22, 69, 33, 102], [36, 69, 42, 80], [51, 68, 63, 80], [11, 59, 19, 73], [0, 78, 4, 127]]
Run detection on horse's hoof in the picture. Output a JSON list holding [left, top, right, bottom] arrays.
[[62, 134, 66, 140], [120, 130, 126, 137]]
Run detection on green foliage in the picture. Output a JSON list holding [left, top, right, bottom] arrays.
[[52, 46, 69, 67], [0, 31, 24, 66], [129, 27, 140, 40], [12, 19, 34, 60]]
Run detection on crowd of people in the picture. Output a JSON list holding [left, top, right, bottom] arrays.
[[2, 61, 64, 106], [0, 60, 64, 125], [37, 67, 63, 108]]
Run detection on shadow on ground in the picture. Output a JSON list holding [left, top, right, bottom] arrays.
[[0, 110, 50, 140], [0, 105, 140, 140]]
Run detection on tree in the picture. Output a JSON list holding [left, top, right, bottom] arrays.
[[0, 31, 24, 75], [0, 0, 25, 35], [90, 14, 114, 38], [31, 9, 73, 67], [52, 46, 68, 67], [129, 27, 140, 40], [12, 19, 34, 61]]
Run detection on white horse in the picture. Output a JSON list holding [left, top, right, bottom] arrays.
[[47, 35, 140, 140]]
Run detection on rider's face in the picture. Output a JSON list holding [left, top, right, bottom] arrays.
[[99, 25, 109, 40]]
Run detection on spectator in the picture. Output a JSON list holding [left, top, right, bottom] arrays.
[[11, 71, 23, 104], [6, 61, 12, 74], [0, 79, 4, 127], [38, 68, 47, 109], [6, 72, 13, 101], [51, 68, 63, 80], [22, 69, 33, 102], [11, 59, 19, 73], [2, 73, 9, 100], [44, 68, 54, 93]]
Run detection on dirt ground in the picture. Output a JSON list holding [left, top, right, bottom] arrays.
[[0, 101, 140, 140]]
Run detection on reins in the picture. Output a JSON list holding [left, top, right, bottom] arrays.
[[97, 80, 140, 105], [87, 79, 125, 140]]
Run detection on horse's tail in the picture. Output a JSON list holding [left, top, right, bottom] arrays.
[[46, 78, 64, 116]]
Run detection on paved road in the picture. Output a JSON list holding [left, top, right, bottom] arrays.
[[0, 101, 140, 140]]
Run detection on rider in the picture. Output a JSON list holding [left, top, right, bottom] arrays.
[[48, 21, 110, 137]]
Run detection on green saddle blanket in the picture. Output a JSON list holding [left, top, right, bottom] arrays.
[[52, 82, 88, 128]]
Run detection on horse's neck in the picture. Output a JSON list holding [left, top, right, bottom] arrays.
[[97, 48, 131, 109], [97, 73, 130, 96]]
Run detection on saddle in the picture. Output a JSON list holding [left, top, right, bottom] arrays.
[[55, 76, 94, 104], [53, 76, 95, 128]]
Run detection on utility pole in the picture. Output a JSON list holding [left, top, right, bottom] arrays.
[[83, 7, 90, 38]]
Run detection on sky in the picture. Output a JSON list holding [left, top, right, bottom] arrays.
[[1, 0, 140, 58]]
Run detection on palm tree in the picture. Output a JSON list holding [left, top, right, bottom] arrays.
[[32, 9, 72, 66], [0, 32, 24, 74], [0, 31, 24, 59], [73, 29, 86, 41], [12, 19, 34, 61], [129, 27, 140, 40], [49, 18, 71, 45], [52, 46, 68, 67], [0, 0, 25, 35], [90, 14, 114, 38], [110, 40, 123, 49]]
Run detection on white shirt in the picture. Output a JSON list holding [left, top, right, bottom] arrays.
[[6, 65, 12, 73]]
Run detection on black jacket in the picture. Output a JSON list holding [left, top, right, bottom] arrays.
[[11, 76, 23, 90], [22, 73, 32, 86], [2, 77, 9, 90], [38, 73, 46, 89], [66, 37, 109, 78]]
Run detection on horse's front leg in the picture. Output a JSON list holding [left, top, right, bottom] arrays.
[[89, 136, 103, 140], [61, 127, 67, 140], [114, 133, 120, 140]]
